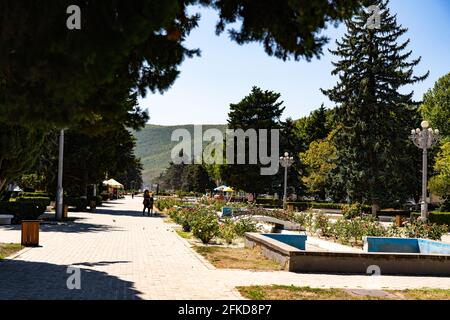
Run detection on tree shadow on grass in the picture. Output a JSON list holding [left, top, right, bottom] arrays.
[[0, 259, 142, 300]]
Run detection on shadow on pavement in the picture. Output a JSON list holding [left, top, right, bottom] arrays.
[[0, 260, 142, 300], [94, 208, 164, 218], [73, 261, 131, 267], [0, 222, 121, 234]]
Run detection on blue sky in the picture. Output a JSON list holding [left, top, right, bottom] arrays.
[[139, 0, 450, 125]]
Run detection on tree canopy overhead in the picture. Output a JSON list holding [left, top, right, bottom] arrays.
[[208, 0, 362, 61], [0, 0, 363, 129], [0, 0, 199, 128]]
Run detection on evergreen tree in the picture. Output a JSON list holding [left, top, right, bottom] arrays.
[[182, 165, 214, 193], [321, 0, 428, 212], [0, 124, 45, 191], [36, 127, 142, 197], [116, 158, 144, 191], [220, 87, 284, 196], [157, 162, 187, 191], [297, 104, 331, 149], [271, 118, 304, 196]]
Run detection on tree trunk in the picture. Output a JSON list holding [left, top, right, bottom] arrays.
[[371, 198, 380, 217], [0, 178, 7, 193]]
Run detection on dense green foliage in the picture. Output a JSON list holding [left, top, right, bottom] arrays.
[[0, 0, 363, 190], [0, 125, 45, 191], [420, 72, 450, 138], [429, 142, 450, 211], [0, 202, 47, 223], [220, 87, 284, 195], [154, 197, 184, 211], [168, 205, 259, 244], [189, 207, 220, 244], [157, 163, 215, 193], [322, 0, 427, 210], [300, 129, 337, 199], [0, 0, 362, 128], [428, 212, 450, 226], [30, 127, 143, 198]]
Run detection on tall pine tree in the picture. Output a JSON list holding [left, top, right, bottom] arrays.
[[322, 0, 428, 213], [220, 87, 284, 196]]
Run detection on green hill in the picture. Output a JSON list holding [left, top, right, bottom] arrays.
[[133, 124, 227, 185]]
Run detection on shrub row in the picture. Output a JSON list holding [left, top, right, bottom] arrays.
[[167, 206, 259, 244], [65, 197, 88, 211], [17, 192, 50, 198], [156, 191, 172, 196], [409, 212, 450, 226], [299, 212, 448, 245], [429, 212, 450, 226], [13, 196, 51, 208], [168, 207, 219, 244], [256, 198, 282, 206], [239, 207, 448, 245], [287, 201, 372, 212], [155, 198, 184, 211], [0, 201, 46, 223]]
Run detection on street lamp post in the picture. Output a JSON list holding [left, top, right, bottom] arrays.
[[56, 129, 65, 221], [409, 121, 440, 222], [279, 152, 294, 210]]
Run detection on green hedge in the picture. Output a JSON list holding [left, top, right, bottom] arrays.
[[157, 191, 172, 196], [93, 195, 103, 206], [256, 198, 282, 206], [429, 212, 450, 226], [18, 192, 50, 198], [377, 210, 410, 217], [410, 212, 420, 220], [0, 202, 46, 223], [65, 197, 88, 211], [100, 192, 110, 201], [408, 212, 450, 226], [14, 196, 51, 208], [286, 201, 371, 212]]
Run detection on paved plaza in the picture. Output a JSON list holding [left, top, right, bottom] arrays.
[[1, 196, 450, 300]]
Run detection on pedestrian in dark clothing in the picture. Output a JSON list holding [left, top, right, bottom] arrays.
[[143, 190, 151, 216], [148, 195, 154, 216]]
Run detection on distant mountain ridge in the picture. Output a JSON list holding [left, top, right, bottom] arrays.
[[133, 124, 227, 185]]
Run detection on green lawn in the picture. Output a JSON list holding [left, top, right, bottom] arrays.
[[238, 285, 450, 300], [176, 229, 193, 239], [0, 243, 23, 260]]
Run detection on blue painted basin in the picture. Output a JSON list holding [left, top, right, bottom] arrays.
[[263, 234, 307, 250], [365, 237, 450, 255], [221, 207, 233, 217]]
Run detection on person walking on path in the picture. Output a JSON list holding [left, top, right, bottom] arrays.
[[143, 190, 151, 216], [148, 194, 154, 216]]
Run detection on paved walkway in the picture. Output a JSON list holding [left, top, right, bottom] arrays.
[[1, 196, 450, 300]]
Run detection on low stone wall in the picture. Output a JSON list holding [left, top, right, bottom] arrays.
[[245, 233, 450, 276]]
